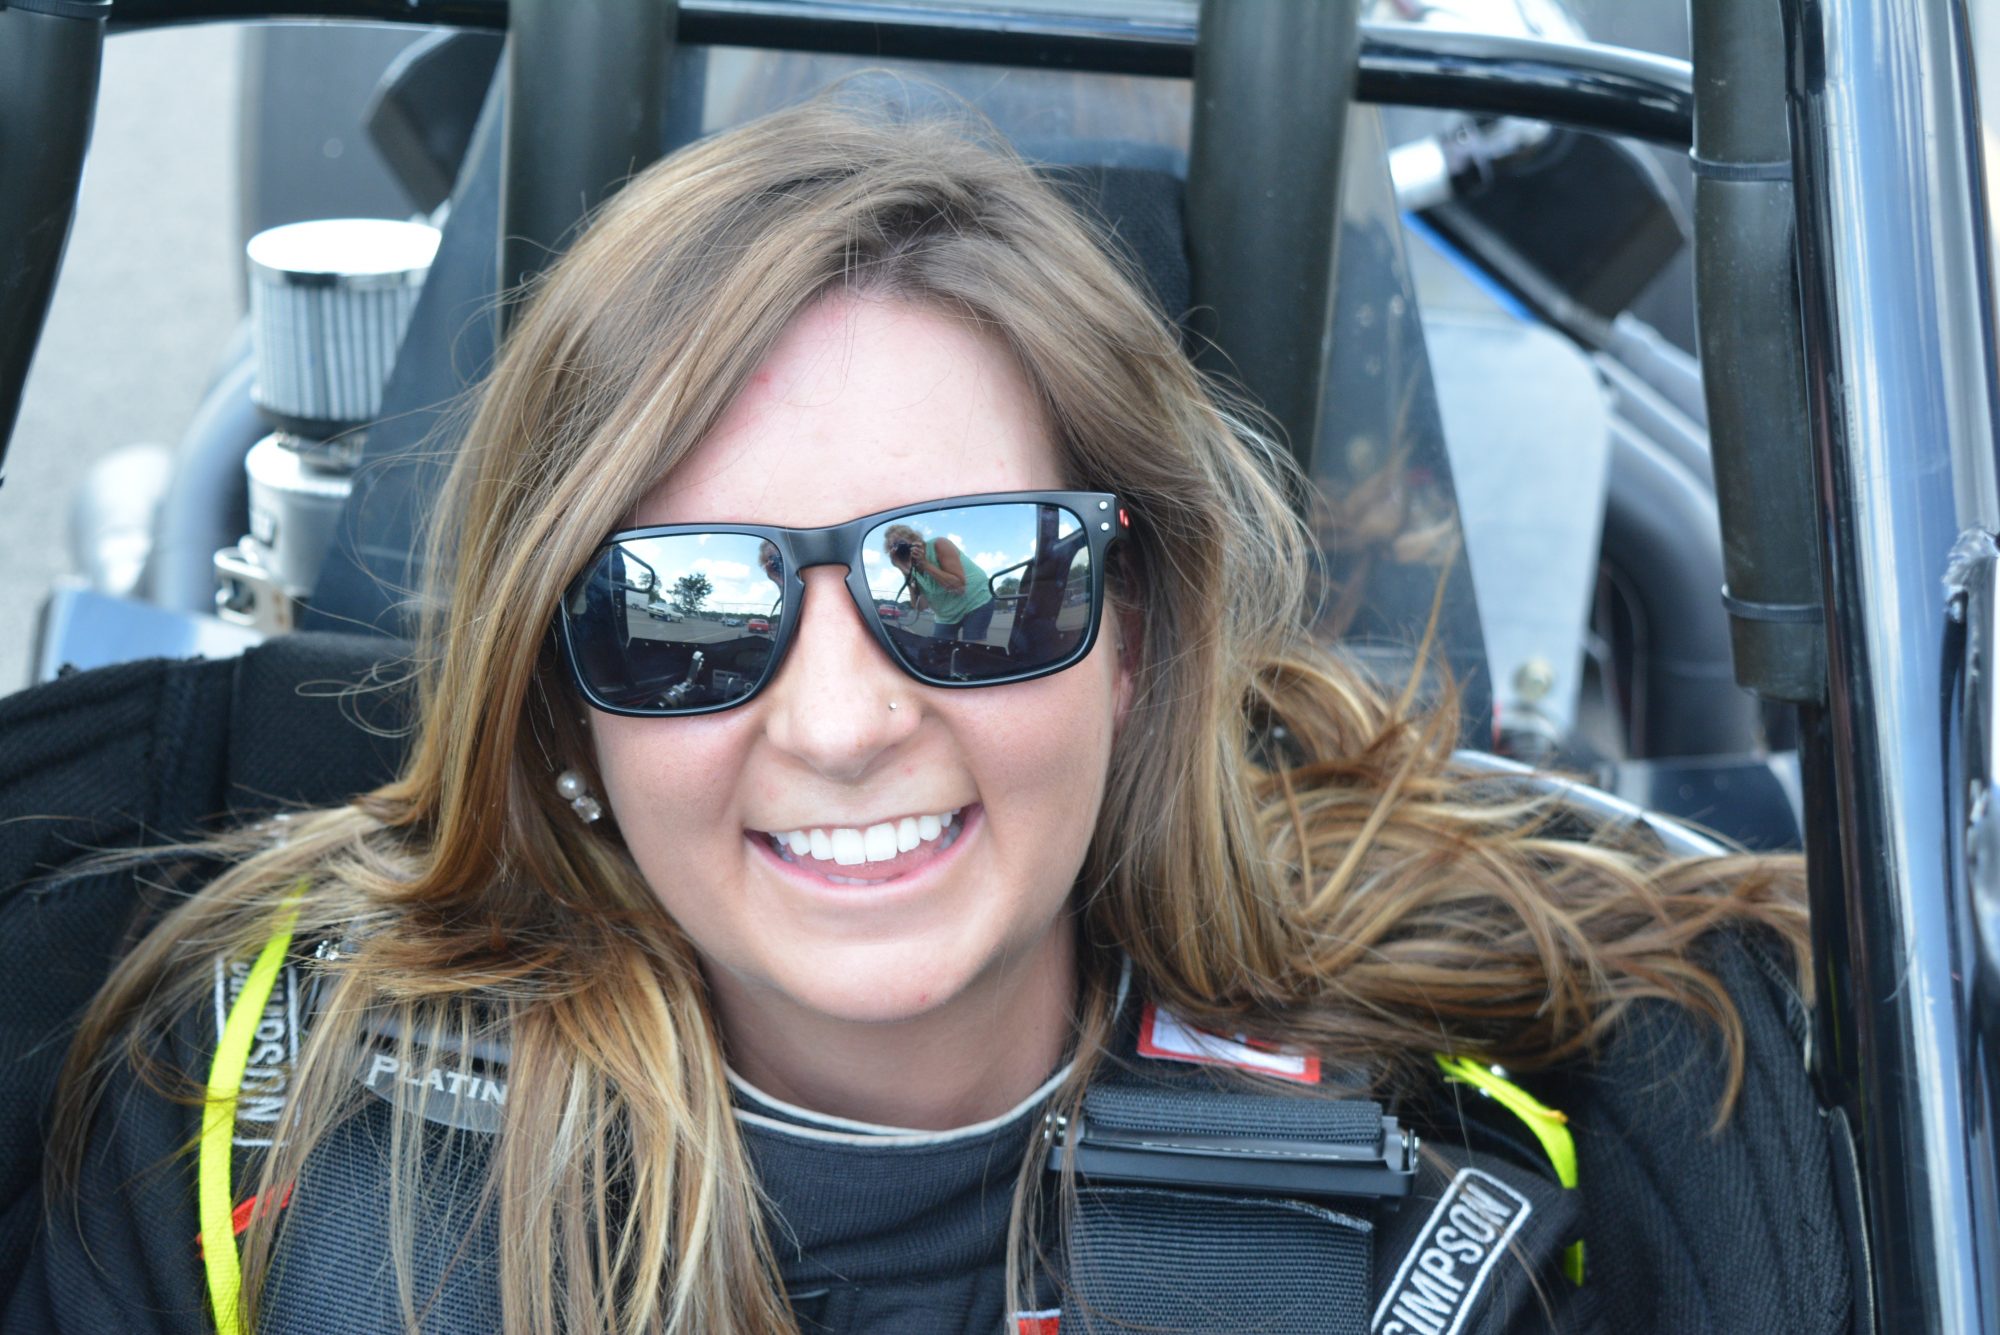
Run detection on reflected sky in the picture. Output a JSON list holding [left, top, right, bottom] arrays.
[[858, 504, 1080, 602]]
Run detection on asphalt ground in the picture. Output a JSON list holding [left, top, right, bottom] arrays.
[[1, 26, 241, 689]]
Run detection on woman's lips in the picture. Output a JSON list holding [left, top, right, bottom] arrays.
[[749, 805, 980, 887]]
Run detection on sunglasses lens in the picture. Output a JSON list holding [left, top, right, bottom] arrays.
[[563, 533, 784, 712], [864, 502, 1096, 683]]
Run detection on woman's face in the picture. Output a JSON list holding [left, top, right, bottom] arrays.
[[590, 293, 1129, 1035]]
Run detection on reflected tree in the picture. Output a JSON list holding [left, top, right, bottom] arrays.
[[671, 573, 713, 615]]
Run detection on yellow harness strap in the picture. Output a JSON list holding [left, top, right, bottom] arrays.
[[199, 905, 299, 1335], [1435, 1053, 1586, 1284]]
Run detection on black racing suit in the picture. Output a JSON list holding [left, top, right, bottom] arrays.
[[0, 871, 1844, 1333]]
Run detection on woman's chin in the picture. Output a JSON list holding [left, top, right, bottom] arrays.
[[757, 942, 985, 1026]]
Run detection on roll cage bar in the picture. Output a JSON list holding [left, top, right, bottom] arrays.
[[103, 0, 1698, 150], [4, 1, 1998, 1330]]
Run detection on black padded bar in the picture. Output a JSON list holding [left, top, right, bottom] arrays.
[[1691, 0, 1825, 705], [0, 2, 108, 470], [1187, 0, 1360, 480], [499, 0, 677, 330]]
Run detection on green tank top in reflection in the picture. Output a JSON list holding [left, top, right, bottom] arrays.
[[911, 539, 993, 625]]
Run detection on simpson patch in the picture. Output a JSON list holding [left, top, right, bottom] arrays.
[[213, 952, 301, 1146], [1373, 1167, 1532, 1335]]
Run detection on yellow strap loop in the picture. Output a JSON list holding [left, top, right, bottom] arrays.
[[1435, 1053, 1586, 1284], [199, 898, 300, 1335]]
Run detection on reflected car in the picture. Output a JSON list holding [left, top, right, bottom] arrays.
[[878, 604, 900, 620], [646, 606, 683, 622], [721, 617, 744, 627], [747, 617, 771, 633]]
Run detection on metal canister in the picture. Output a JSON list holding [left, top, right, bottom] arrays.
[[244, 217, 439, 432], [217, 218, 439, 631]]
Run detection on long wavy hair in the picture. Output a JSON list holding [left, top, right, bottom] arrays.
[[49, 88, 1806, 1335]]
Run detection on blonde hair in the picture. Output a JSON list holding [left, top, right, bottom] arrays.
[[51, 87, 1806, 1334]]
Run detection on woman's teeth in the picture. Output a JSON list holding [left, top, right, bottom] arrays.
[[767, 809, 961, 868]]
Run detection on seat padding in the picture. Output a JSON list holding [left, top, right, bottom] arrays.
[[0, 633, 411, 892], [0, 633, 412, 1307]]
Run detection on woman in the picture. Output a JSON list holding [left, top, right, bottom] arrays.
[[881, 522, 997, 642], [11, 92, 1841, 1335]]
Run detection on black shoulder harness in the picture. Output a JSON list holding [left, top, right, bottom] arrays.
[[214, 963, 1583, 1335]]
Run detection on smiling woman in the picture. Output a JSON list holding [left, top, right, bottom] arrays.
[[590, 298, 1117, 1128], [17, 87, 1839, 1335]]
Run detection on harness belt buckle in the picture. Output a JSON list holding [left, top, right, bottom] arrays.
[[1043, 1102, 1420, 1203]]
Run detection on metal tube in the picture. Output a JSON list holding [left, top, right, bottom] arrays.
[[110, 0, 508, 26], [105, 1, 1696, 145], [1689, 0, 1823, 706], [1355, 22, 1688, 145], [1187, 0, 1360, 478], [0, 1, 108, 473], [1783, 0, 2000, 1327], [499, 0, 677, 329]]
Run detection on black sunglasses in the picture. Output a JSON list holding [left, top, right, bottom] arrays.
[[557, 490, 1130, 717]]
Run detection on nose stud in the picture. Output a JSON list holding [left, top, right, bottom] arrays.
[[888, 701, 900, 712]]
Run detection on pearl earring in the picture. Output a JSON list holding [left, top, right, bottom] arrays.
[[556, 768, 603, 824]]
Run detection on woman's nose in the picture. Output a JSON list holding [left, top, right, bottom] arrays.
[[758, 568, 917, 779]]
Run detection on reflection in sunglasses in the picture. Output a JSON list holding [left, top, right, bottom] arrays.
[[566, 498, 1111, 712]]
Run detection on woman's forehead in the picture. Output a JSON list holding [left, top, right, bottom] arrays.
[[627, 293, 1061, 529]]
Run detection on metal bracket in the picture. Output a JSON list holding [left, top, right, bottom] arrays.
[[1045, 1104, 1418, 1203]]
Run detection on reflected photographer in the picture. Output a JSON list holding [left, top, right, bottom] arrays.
[[882, 522, 995, 642]]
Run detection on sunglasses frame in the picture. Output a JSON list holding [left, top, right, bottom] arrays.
[[557, 489, 1130, 718]]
